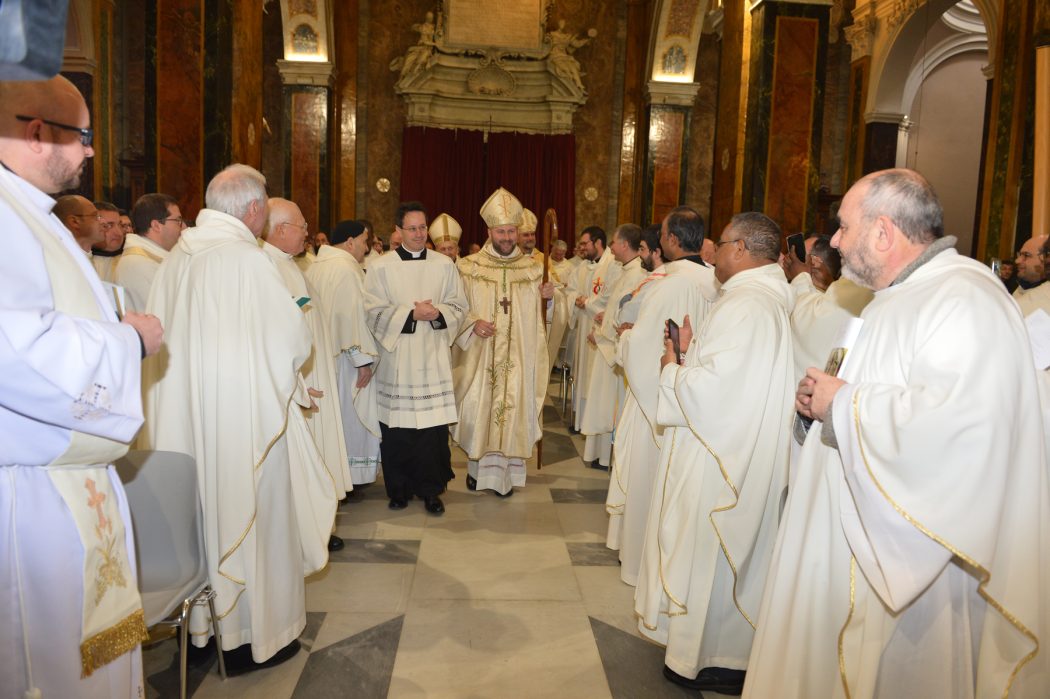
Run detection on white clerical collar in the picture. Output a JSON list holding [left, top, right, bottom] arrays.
[[404, 246, 425, 258]]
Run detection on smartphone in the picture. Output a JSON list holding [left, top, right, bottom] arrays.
[[667, 318, 681, 361], [786, 233, 806, 262]]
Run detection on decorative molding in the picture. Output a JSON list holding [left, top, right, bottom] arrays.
[[900, 33, 987, 115], [704, 6, 725, 37], [646, 79, 701, 106], [843, 2, 877, 62], [887, 0, 920, 33], [864, 110, 907, 124], [277, 59, 335, 87]]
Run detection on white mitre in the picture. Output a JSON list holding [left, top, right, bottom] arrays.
[[429, 213, 462, 244], [480, 187, 524, 228], [520, 208, 537, 233]]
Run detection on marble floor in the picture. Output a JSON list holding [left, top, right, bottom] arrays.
[[142, 393, 705, 698]]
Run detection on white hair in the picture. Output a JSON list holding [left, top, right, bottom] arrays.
[[205, 164, 267, 219]]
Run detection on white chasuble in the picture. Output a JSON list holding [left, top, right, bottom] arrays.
[[607, 260, 717, 585], [790, 275, 873, 383], [113, 233, 168, 314], [0, 165, 148, 697], [91, 252, 119, 283], [744, 248, 1050, 699], [363, 249, 468, 429], [635, 263, 795, 679], [571, 248, 622, 431], [452, 243, 550, 473], [1013, 280, 1050, 319], [562, 258, 595, 370], [305, 245, 382, 483], [143, 210, 313, 661]]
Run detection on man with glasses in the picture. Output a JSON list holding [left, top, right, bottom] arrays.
[[636, 212, 795, 696], [90, 201, 124, 281], [0, 74, 163, 699], [114, 193, 185, 312], [364, 201, 468, 515], [53, 193, 103, 255], [1012, 234, 1050, 318]]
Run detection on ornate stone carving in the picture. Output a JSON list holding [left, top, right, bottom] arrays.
[[843, 2, 877, 61], [467, 52, 517, 96], [888, 0, 921, 32], [545, 20, 595, 94]]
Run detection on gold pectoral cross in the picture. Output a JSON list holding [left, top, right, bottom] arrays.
[[499, 296, 511, 314]]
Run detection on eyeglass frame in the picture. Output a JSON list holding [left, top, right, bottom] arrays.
[[15, 115, 93, 147], [161, 216, 188, 228]]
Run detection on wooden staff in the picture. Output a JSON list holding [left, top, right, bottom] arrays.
[[537, 208, 558, 470]]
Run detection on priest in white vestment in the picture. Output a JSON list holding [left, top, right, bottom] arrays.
[[54, 193, 104, 258], [1012, 235, 1050, 318], [607, 215, 718, 586], [0, 75, 164, 699], [570, 229, 621, 433], [114, 192, 184, 312], [90, 203, 125, 282], [263, 199, 348, 557], [746, 169, 1050, 699], [363, 201, 468, 515], [581, 224, 647, 468], [305, 219, 383, 485], [452, 188, 554, 496], [545, 239, 575, 364], [143, 165, 311, 671], [636, 212, 796, 695]]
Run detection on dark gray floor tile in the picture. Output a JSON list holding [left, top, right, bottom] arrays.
[[300, 611, 326, 652], [340, 481, 385, 507], [550, 487, 609, 504], [566, 542, 621, 566], [328, 539, 420, 564], [292, 615, 404, 699], [538, 432, 580, 464], [589, 617, 701, 699], [143, 637, 220, 699]]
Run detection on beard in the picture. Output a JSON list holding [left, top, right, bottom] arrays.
[[46, 149, 84, 192], [492, 238, 516, 256], [641, 254, 654, 272], [840, 241, 880, 289]]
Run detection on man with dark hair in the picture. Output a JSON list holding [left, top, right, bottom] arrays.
[[637, 210, 795, 695], [581, 223, 646, 470], [660, 205, 709, 264], [114, 192, 184, 312], [91, 200, 124, 281], [748, 169, 1050, 698], [808, 233, 841, 288], [364, 201, 468, 515]]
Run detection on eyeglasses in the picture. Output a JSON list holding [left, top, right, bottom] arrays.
[[401, 225, 428, 234], [16, 115, 93, 147], [283, 221, 309, 233], [162, 217, 187, 228], [1018, 251, 1043, 260], [716, 238, 743, 247], [71, 211, 100, 221]]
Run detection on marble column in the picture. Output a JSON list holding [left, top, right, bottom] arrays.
[[278, 61, 335, 235], [615, 0, 653, 225], [710, 0, 752, 236], [333, 0, 360, 222], [644, 83, 699, 225], [741, 0, 830, 235]]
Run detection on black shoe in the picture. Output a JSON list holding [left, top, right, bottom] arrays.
[[223, 639, 301, 677], [494, 488, 514, 498], [423, 496, 445, 515], [466, 475, 478, 491], [587, 459, 609, 471], [327, 535, 344, 551], [662, 665, 745, 695], [388, 497, 408, 510], [568, 426, 580, 435]]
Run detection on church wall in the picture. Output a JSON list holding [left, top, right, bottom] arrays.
[[907, 52, 987, 255], [361, 0, 627, 240], [685, 35, 720, 224]]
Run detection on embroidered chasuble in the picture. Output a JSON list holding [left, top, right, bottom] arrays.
[[363, 248, 468, 429], [143, 209, 313, 661], [0, 165, 147, 697], [113, 232, 168, 313], [744, 248, 1050, 699], [452, 242, 550, 472], [635, 263, 796, 679], [304, 245, 383, 484], [606, 259, 717, 585]]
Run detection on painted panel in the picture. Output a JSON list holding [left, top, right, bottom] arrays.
[[648, 105, 688, 225], [288, 87, 328, 234]]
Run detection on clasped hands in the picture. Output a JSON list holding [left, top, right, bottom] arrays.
[[412, 299, 440, 321], [794, 368, 845, 422]]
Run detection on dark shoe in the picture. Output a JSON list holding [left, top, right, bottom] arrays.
[[327, 535, 344, 551], [587, 459, 609, 471], [388, 497, 408, 510], [466, 475, 478, 491], [494, 488, 514, 498], [663, 665, 745, 695], [423, 496, 445, 515], [223, 639, 301, 677]]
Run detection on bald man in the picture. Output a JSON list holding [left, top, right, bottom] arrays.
[[1012, 235, 1050, 319], [0, 75, 162, 698], [53, 193, 103, 255]]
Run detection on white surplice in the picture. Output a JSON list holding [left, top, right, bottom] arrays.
[[0, 166, 146, 697], [606, 259, 717, 585], [143, 210, 313, 661], [570, 248, 621, 431], [113, 233, 168, 313], [790, 273, 873, 381], [744, 246, 1050, 699], [581, 256, 646, 466], [304, 246, 383, 484], [635, 263, 796, 678]]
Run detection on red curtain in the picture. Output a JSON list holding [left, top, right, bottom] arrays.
[[400, 126, 576, 253]]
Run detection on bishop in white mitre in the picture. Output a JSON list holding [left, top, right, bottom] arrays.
[[636, 212, 796, 695], [114, 193, 184, 312], [746, 170, 1050, 699], [606, 214, 717, 585], [452, 188, 553, 495], [304, 219, 383, 485], [143, 165, 312, 667], [580, 224, 647, 468]]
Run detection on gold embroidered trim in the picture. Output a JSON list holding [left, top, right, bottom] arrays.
[[120, 245, 164, 264], [836, 556, 856, 699], [850, 389, 1039, 698], [80, 608, 149, 677]]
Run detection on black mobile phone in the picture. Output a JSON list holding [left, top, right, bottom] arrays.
[[787, 233, 806, 262], [667, 318, 681, 360]]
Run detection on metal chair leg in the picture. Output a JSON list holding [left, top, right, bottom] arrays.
[[205, 588, 227, 680], [179, 599, 192, 699]]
